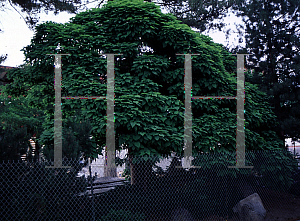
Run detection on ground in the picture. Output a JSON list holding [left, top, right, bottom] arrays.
[[202, 187, 300, 221]]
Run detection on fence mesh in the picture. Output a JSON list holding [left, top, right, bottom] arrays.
[[0, 150, 299, 221]]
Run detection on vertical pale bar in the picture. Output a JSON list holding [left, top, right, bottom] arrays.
[[236, 54, 245, 167], [105, 54, 117, 176], [229, 54, 253, 169], [46, 54, 70, 168], [184, 54, 192, 168], [54, 54, 62, 168], [176, 54, 200, 169]]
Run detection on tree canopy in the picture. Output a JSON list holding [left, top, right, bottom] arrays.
[[5, 0, 284, 163]]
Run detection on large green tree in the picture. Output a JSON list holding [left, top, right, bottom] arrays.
[[5, 0, 283, 185], [236, 0, 300, 142]]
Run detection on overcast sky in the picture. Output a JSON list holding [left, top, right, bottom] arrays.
[[0, 8, 75, 67], [0, 2, 245, 67]]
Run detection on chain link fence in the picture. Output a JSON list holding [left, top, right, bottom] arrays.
[[0, 150, 299, 221]]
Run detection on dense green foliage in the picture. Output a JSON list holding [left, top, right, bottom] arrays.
[[0, 69, 96, 161], [4, 0, 284, 161], [192, 150, 298, 191], [0, 84, 45, 161]]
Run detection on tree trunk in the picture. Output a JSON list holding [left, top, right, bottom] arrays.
[[128, 149, 152, 192], [104, 146, 117, 177], [34, 140, 40, 162], [129, 153, 136, 185]]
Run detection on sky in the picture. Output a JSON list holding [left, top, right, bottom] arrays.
[[0, 1, 245, 68], [0, 7, 76, 67]]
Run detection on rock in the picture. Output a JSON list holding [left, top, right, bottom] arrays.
[[172, 208, 194, 221], [233, 193, 266, 221]]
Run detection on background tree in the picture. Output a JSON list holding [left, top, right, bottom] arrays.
[[39, 112, 98, 161], [0, 83, 45, 161], [236, 0, 300, 143], [150, 0, 244, 33], [5, 0, 284, 188], [0, 55, 8, 85], [3, 67, 98, 161], [0, 0, 82, 29], [0, 54, 7, 64]]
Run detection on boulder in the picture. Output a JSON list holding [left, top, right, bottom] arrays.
[[233, 193, 266, 221], [172, 208, 194, 221]]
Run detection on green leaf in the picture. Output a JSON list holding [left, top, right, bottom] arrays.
[[134, 142, 140, 148], [130, 122, 136, 128], [133, 134, 140, 141]]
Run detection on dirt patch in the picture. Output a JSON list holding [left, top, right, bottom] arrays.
[[257, 187, 300, 221], [148, 188, 300, 221], [199, 187, 300, 221]]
